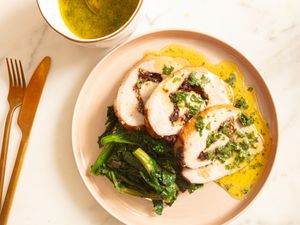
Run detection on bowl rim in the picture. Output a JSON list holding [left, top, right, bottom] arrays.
[[72, 29, 279, 225], [36, 0, 144, 43]]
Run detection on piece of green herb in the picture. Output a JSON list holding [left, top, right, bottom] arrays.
[[195, 116, 205, 136], [190, 94, 203, 103], [207, 150, 215, 160], [170, 91, 188, 105], [187, 71, 197, 85], [245, 131, 256, 140], [236, 131, 258, 149], [250, 162, 263, 169], [225, 73, 236, 87], [245, 132, 259, 148], [187, 104, 202, 117], [235, 97, 249, 109], [172, 77, 181, 83], [219, 120, 235, 136], [206, 136, 255, 168], [162, 65, 174, 75], [239, 113, 255, 126], [216, 142, 235, 163], [199, 74, 210, 87], [188, 72, 210, 88], [205, 122, 211, 130], [224, 184, 233, 190], [136, 80, 144, 89], [241, 189, 249, 195], [206, 131, 221, 147], [237, 141, 250, 151], [225, 163, 236, 170]]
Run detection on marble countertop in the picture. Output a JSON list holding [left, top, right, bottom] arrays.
[[0, 0, 299, 224]]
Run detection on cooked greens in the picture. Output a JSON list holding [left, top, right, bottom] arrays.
[[91, 106, 203, 215]]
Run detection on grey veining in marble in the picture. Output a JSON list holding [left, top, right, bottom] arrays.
[[0, 0, 299, 224]]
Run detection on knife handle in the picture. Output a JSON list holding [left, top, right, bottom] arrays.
[[0, 135, 29, 225], [0, 108, 16, 206]]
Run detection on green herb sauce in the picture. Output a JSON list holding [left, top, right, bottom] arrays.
[[148, 44, 272, 200], [59, 0, 139, 39]]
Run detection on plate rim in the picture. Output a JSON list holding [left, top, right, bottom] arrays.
[[72, 29, 278, 225]]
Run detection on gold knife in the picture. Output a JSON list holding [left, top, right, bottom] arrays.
[[0, 56, 51, 225]]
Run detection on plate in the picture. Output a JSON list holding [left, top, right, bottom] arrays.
[[72, 30, 278, 225]]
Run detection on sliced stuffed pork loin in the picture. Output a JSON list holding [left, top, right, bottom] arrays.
[[174, 105, 263, 183], [144, 67, 233, 139], [114, 55, 190, 130]]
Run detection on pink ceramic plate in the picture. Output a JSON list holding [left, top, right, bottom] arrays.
[[72, 30, 278, 225]]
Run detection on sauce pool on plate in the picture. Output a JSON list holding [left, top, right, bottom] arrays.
[[59, 0, 139, 39], [146, 44, 271, 200]]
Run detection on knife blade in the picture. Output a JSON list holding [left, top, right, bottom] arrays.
[[18, 56, 51, 136], [0, 56, 51, 225]]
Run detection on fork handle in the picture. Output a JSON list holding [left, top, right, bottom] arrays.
[[0, 107, 17, 206], [0, 135, 28, 225]]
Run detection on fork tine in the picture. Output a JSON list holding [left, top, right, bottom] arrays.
[[14, 59, 21, 87], [19, 60, 26, 88], [5, 58, 13, 86], [10, 59, 17, 87]]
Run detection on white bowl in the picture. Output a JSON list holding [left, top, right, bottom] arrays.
[[36, 0, 144, 48]]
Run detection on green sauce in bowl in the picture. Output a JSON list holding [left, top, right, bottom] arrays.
[[59, 0, 139, 39]]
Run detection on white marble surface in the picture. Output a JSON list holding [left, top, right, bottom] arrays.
[[0, 0, 299, 224]]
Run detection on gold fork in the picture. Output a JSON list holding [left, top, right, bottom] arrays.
[[0, 59, 26, 205]]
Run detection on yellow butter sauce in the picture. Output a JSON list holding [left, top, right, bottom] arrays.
[[146, 44, 271, 200], [59, 0, 139, 39]]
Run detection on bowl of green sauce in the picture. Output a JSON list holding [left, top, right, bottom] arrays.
[[37, 0, 143, 48]]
